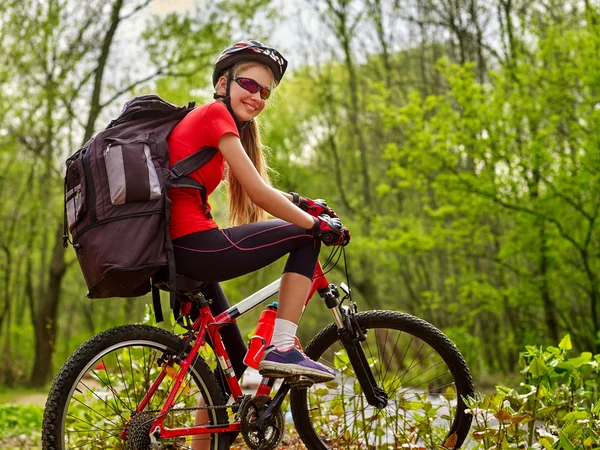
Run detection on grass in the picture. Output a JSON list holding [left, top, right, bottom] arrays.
[[0, 403, 43, 449]]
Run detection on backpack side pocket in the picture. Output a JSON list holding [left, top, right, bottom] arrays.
[[65, 156, 87, 230], [104, 140, 162, 205]]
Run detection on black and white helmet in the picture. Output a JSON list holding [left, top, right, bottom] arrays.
[[212, 40, 288, 87]]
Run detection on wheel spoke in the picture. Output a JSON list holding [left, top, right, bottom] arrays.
[[95, 360, 133, 414], [128, 347, 138, 406], [74, 380, 127, 426], [66, 430, 125, 450], [115, 351, 133, 412], [66, 412, 122, 434]]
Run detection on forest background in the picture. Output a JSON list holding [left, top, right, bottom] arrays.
[[0, 0, 598, 432]]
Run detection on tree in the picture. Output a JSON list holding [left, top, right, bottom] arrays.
[[0, 0, 273, 386]]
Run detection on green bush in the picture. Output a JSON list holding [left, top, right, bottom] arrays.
[[466, 335, 600, 449]]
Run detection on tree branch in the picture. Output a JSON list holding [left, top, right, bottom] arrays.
[[120, 0, 153, 21], [435, 157, 584, 253], [540, 175, 593, 221], [99, 68, 164, 109]]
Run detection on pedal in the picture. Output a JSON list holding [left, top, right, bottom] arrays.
[[287, 375, 315, 388]]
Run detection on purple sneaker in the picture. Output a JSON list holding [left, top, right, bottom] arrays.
[[258, 346, 335, 383]]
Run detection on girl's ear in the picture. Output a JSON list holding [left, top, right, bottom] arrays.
[[217, 75, 228, 95]]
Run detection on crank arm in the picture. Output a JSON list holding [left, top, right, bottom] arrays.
[[251, 383, 290, 431]]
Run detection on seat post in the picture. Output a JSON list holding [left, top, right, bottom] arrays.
[[186, 290, 210, 308]]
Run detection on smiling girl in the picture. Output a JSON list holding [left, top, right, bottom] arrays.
[[167, 40, 349, 449]]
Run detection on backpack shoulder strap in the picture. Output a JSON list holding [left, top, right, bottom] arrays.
[[163, 146, 218, 320], [168, 146, 218, 219], [169, 146, 218, 178]]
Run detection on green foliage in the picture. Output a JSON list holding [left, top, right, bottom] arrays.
[[366, 12, 600, 369], [0, 0, 599, 402], [0, 404, 42, 445], [467, 335, 600, 449], [0, 0, 282, 388]]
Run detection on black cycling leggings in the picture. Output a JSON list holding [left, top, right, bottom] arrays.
[[173, 219, 321, 392]]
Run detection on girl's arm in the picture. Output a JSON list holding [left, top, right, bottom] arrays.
[[218, 133, 314, 229], [277, 190, 294, 202]]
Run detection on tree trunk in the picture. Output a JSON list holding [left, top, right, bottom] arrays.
[[29, 0, 126, 386], [83, 0, 124, 142], [538, 224, 559, 343], [341, 36, 372, 208], [580, 249, 599, 352], [30, 224, 67, 386]]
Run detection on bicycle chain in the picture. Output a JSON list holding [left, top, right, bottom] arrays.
[[144, 403, 231, 414], [144, 394, 252, 415]]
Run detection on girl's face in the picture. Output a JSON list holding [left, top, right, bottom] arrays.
[[218, 64, 274, 122]]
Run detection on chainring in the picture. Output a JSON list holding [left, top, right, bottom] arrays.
[[240, 395, 285, 450]]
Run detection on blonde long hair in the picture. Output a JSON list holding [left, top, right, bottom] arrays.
[[221, 62, 275, 226]]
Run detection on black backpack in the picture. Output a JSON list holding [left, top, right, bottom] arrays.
[[63, 95, 217, 321]]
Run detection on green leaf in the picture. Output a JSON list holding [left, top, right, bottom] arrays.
[[495, 385, 512, 395], [333, 350, 350, 370], [555, 361, 575, 372], [562, 411, 588, 422], [559, 335, 572, 351], [529, 357, 548, 378], [539, 437, 555, 450], [557, 430, 577, 450], [525, 345, 539, 355], [445, 386, 457, 401], [568, 353, 592, 368]]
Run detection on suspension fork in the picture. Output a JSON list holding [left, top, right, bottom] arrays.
[[319, 284, 389, 409]]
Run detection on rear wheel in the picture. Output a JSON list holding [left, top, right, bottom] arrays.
[[290, 310, 474, 449], [42, 325, 229, 450]]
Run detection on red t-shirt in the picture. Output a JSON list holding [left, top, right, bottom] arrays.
[[168, 102, 239, 239]]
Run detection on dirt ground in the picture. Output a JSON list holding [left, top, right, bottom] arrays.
[[8, 393, 47, 407]]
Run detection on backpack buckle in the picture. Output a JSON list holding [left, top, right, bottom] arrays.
[[170, 167, 182, 178]]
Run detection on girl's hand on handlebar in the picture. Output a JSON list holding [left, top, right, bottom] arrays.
[[290, 192, 338, 218], [309, 215, 351, 246]]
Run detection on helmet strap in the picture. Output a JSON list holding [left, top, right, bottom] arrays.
[[213, 71, 251, 132]]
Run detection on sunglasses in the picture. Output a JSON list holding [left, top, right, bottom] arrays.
[[234, 77, 272, 100]]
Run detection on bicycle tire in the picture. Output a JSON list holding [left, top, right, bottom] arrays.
[[290, 310, 474, 449], [42, 324, 229, 450]]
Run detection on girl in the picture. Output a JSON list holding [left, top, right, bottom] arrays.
[[168, 40, 349, 449]]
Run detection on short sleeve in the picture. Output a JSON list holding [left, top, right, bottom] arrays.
[[203, 102, 239, 148]]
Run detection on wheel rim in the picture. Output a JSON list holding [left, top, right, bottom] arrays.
[[300, 321, 468, 449], [59, 339, 219, 449]]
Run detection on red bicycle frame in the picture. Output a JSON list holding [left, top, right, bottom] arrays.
[[130, 262, 331, 440]]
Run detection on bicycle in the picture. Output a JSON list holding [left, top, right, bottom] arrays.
[[42, 248, 475, 450]]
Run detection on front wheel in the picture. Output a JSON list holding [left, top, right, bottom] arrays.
[[42, 324, 229, 450], [290, 310, 474, 449]]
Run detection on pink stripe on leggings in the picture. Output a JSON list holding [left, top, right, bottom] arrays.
[[232, 222, 295, 245], [173, 231, 314, 254]]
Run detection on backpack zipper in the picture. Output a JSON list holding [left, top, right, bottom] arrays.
[[73, 209, 164, 242], [104, 135, 149, 146]]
